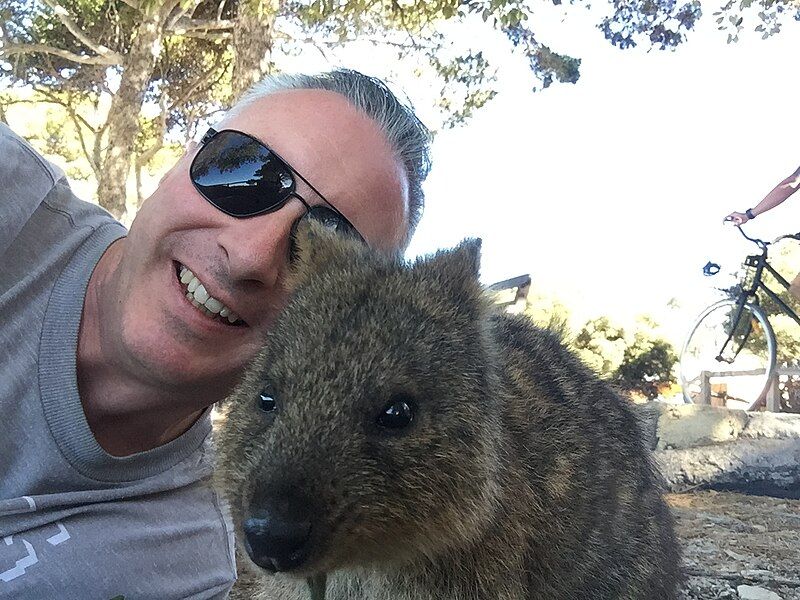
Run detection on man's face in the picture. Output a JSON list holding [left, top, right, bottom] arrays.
[[110, 89, 410, 396]]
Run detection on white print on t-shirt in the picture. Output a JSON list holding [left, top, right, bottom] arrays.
[[0, 522, 71, 582]]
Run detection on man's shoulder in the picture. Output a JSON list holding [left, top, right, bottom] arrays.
[[0, 122, 64, 191], [0, 124, 121, 261], [0, 123, 72, 258]]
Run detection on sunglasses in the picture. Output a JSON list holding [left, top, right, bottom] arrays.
[[190, 128, 364, 244]]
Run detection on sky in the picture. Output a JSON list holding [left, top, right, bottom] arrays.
[[276, 6, 800, 345]]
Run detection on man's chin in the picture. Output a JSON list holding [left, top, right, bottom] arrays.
[[123, 337, 243, 396]]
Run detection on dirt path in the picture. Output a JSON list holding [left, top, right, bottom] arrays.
[[669, 491, 800, 599]]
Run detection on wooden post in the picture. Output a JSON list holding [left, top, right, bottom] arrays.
[[700, 371, 711, 405], [766, 373, 781, 413]]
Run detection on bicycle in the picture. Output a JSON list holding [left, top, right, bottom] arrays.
[[679, 225, 800, 411]]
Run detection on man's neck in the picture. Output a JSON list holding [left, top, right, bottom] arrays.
[[76, 326, 215, 456], [79, 396, 206, 457]]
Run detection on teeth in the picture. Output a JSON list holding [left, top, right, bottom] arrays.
[[205, 297, 224, 314], [194, 284, 209, 304], [178, 263, 242, 325]]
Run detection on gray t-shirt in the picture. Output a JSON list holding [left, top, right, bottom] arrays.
[[0, 124, 236, 599]]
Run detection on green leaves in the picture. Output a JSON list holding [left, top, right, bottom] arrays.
[[572, 316, 678, 400]]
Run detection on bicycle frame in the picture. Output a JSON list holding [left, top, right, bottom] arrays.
[[713, 230, 800, 363], [749, 256, 800, 327]]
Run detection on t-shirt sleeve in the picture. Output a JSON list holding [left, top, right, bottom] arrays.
[[0, 123, 65, 258]]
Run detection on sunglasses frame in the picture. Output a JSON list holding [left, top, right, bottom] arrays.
[[191, 127, 364, 243]]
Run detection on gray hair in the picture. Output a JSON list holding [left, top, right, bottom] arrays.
[[228, 69, 432, 246]]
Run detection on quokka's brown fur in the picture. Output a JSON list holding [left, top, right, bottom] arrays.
[[215, 219, 682, 600]]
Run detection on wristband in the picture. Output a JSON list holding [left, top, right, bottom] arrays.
[[745, 208, 756, 220]]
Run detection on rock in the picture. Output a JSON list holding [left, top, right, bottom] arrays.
[[741, 412, 800, 440], [723, 548, 748, 561], [657, 404, 749, 450], [736, 584, 782, 600], [741, 570, 774, 579], [655, 437, 800, 491], [642, 399, 800, 493]]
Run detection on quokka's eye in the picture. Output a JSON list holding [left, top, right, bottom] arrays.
[[256, 383, 278, 414], [376, 396, 415, 429]]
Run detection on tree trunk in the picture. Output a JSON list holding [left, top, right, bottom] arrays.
[[96, 9, 165, 219], [230, 0, 279, 103]]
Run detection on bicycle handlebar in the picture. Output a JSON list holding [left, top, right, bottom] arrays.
[[703, 224, 798, 275], [773, 232, 800, 244], [731, 224, 768, 249], [731, 224, 800, 248]]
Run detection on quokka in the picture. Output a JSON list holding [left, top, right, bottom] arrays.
[[215, 218, 682, 600]]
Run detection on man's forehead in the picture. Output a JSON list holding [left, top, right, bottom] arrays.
[[220, 89, 410, 251], [220, 89, 379, 167]]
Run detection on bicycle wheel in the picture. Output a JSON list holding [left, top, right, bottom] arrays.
[[680, 299, 776, 411]]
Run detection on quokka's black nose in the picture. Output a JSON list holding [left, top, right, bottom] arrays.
[[243, 495, 313, 572]]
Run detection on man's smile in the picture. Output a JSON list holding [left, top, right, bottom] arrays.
[[173, 261, 248, 328]]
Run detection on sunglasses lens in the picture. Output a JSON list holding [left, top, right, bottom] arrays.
[[191, 131, 294, 217]]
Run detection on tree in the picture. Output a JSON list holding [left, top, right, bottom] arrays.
[[1, 0, 796, 216], [522, 287, 572, 339], [616, 331, 678, 400], [573, 316, 629, 379], [0, 0, 238, 217], [572, 315, 678, 400]]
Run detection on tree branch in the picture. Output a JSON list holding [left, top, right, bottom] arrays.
[[216, 0, 228, 22], [166, 51, 225, 111], [274, 30, 432, 50], [118, 0, 140, 9], [39, 0, 124, 62], [14, 88, 103, 176], [168, 18, 235, 33], [165, 0, 203, 29], [136, 97, 167, 168], [0, 43, 118, 65], [390, 0, 421, 48], [179, 30, 232, 40]]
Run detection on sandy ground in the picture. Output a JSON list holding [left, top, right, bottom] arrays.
[[669, 491, 800, 599]]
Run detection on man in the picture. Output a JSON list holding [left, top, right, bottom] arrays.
[[724, 164, 800, 298], [0, 69, 431, 598]]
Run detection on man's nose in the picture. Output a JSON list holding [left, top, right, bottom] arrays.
[[216, 202, 306, 288]]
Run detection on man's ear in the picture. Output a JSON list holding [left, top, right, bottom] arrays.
[[286, 217, 368, 290]]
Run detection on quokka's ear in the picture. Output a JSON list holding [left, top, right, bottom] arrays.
[[286, 216, 368, 290], [416, 238, 483, 295]]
